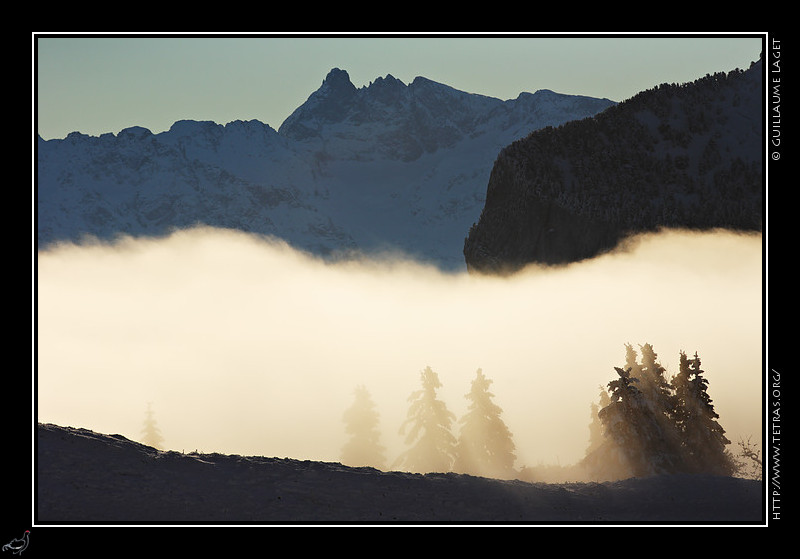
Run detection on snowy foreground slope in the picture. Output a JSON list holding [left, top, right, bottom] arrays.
[[36, 424, 763, 524]]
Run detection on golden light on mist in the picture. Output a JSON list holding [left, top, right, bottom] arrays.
[[35, 226, 762, 473]]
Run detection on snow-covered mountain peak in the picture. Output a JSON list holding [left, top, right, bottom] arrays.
[[369, 73, 404, 87], [167, 119, 222, 136], [116, 126, 155, 143], [37, 68, 617, 269], [313, 67, 359, 108], [363, 73, 407, 106], [279, 68, 503, 146], [278, 68, 360, 140]]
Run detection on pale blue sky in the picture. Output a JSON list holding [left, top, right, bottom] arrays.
[[34, 33, 764, 140]]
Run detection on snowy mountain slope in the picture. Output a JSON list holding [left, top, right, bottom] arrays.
[[36, 423, 763, 524], [36, 68, 615, 269]]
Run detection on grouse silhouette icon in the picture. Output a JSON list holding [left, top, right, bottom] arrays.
[[2, 531, 29, 555]]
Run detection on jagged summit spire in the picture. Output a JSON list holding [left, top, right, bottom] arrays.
[[320, 68, 357, 95], [314, 68, 357, 106], [369, 73, 404, 87], [278, 68, 359, 139]]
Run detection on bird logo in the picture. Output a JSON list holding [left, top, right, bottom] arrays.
[[2, 531, 29, 555]]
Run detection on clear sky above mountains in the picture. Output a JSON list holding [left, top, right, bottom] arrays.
[[34, 33, 764, 141]]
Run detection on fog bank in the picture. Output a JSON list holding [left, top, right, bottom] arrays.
[[35, 227, 763, 471]]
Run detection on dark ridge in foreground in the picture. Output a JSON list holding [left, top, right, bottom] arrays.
[[36, 424, 763, 524]]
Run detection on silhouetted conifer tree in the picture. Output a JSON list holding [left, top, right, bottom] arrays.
[[637, 343, 685, 466], [595, 366, 657, 477], [580, 380, 632, 481], [584, 344, 735, 480], [341, 385, 386, 470], [623, 343, 643, 379], [585, 386, 610, 457], [672, 351, 734, 475], [394, 366, 456, 474], [141, 402, 164, 449], [453, 369, 517, 479], [592, 352, 681, 478], [637, 343, 673, 410]]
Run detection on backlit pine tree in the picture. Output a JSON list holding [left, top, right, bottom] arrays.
[[453, 369, 517, 479], [141, 402, 165, 450], [584, 344, 736, 480], [637, 343, 674, 411], [340, 385, 386, 470], [594, 360, 682, 478], [636, 343, 685, 471], [623, 343, 643, 380], [394, 366, 457, 474], [672, 351, 734, 475], [594, 366, 652, 478], [585, 386, 610, 458]]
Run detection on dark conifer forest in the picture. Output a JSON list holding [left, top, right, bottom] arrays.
[[465, 58, 762, 273]]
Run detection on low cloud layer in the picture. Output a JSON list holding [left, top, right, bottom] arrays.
[[36, 227, 762, 470]]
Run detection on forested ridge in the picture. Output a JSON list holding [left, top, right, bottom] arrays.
[[464, 56, 763, 273]]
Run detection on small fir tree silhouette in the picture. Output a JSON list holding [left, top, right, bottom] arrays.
[[453, 369, 517, 479], [141, 402, 165, 449], [394, 366, 456, 474], [341, 385, 386, 470], [585, 385, 610, 457]]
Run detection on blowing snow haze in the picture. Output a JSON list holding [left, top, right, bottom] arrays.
[[36, 227, 762, 471]]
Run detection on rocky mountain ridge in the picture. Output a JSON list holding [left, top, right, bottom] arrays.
[[464, 58, 764, 273], [36, 68, 615, 269]]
